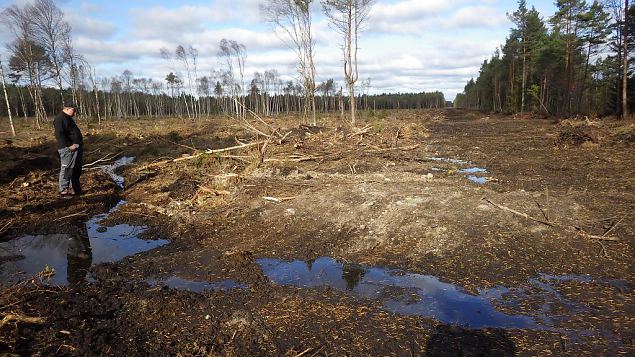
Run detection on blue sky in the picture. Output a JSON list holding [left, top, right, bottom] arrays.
[[0, 0, 558, 100]]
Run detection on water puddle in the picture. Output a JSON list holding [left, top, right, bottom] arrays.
[[0, 201, 169, 286], [427, 157, 469, 165], [98, 156, 135, 188], [467, 176, 488, 184], [459, 167, 487, 174], [258, 257, 537, 329], [146, 276, 246, 292], [427, 158, 491, 184]]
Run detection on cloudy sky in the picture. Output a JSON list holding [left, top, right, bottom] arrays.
[[0, 0, 558, 101]]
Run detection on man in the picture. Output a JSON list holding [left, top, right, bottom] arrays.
[[54, 100, 83, 197]]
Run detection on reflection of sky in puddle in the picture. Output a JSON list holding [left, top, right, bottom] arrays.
[[427, 157, 469, 165], [0, 201, 169, 286], [146, 275, 246, 292], [459, 167, 487, 174], [427, 158, 491, 184], [98, 156, 135, 188], [258, 257, 537, 329], [467, 176, 488, 184]]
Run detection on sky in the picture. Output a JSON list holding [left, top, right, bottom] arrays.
[[0, 0, 559, 101]]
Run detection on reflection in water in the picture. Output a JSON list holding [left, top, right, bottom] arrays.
[[467, 176, 488, 184], [0, 201, 169, 286], [342, 262, 366, 291], [98, 156, 135, 188], [66, 223, 92, 287], [258, 257, 537, 329]]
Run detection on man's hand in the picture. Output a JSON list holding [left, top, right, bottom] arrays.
[[69, 144, 79, 151]]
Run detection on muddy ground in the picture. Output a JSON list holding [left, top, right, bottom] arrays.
[[0, 109, 633, 356]]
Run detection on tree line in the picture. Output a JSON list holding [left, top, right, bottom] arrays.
[[0, 0, 449, 137], [0, 70, 446, 122], [454, 0, 633, 118]]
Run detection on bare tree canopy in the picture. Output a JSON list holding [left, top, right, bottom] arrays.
[[322, 0, 375, 125], [262, 0, 318, 124]]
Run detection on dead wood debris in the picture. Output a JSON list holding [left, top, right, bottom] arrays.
[[0, 314, 45, 327], [53, 210, 88, 222], [143, 141, 265, 169], [484, 198, 621, 243]]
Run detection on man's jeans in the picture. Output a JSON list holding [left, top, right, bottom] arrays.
[[58, 147, 83, 194]]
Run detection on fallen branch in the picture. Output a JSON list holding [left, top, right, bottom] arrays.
[[485, 198, 621, 242], [367, 144, 420, 153], [484, 198, 554, 227], [0, 314, 45, 327], [347, 124, 372, 138], [53, 210, 88, 222], [572, 226, 620, 241], [602, 217, 623, 237], [262, 196, 296, 203], [83, 152, 122, 168], [143, 141, 265, 168], [198, 186, 231, 196], [0, 218, 14, 234]]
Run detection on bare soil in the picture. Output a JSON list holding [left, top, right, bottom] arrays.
[[1, 109, 633, 356]]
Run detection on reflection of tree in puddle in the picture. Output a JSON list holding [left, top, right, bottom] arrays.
[[342, 262, 366, 291], [66, 223, 92, 287], [305, 258, 316, 272]]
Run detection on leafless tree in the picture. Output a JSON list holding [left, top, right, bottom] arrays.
[[322, 0, 375, 125], [218, 39, 247, 118], [0, 56, 16, 136], [29, 0, 71, 103], [2, 5, 48, 127], [262, 0, 317, 124], [160, 47, 191, 119]]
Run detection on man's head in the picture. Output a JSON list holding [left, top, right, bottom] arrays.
[[62, 100, 77, 117]]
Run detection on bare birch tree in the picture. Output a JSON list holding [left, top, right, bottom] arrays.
[[218, 39, 247, 119], [2, 5, 48, 127], [30, 0, 71, 103], [322, 0, 375, 125], [0, 56, 16, 136], [262, 0, 317, 124]]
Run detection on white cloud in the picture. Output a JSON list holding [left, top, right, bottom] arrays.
[[74, 37, 172, 63], [446, 6, 509, 28], [66, 14, 117, 40]]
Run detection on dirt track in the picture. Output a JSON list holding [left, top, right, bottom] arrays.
[[1, 109, 633, 355]]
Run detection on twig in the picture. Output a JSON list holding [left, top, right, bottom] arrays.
[[278, 130, 293, 144], [53, 210, 88, 222], [535, 200, 550, 222], [484, 198, 554, 227], [296, 347, 313, 357], [572, 226, 620, 241], [262, 196, 296, 203], [309, 346, 325, 357], [597, 241, 609, 258], [84, 152, 122, 168], [602, 217, 623, 237], [366, 144, 420, 152], [0, 218, 14, 234]]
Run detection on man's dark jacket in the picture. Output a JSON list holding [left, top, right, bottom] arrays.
[[54, 112, 83, 150]]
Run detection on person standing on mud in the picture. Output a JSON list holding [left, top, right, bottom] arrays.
[[54, 101, 83, 197]]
